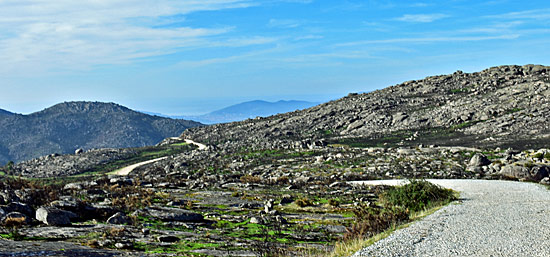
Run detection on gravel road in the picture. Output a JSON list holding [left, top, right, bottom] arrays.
[[352, 179, 550, 257]]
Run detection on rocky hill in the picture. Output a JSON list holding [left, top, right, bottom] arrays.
[[0, 109, 14, 116], [0, 102, 202, 164], [182, 64, 550, 151]]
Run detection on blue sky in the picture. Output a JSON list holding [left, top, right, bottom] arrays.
[[0, 0, 549, 115]]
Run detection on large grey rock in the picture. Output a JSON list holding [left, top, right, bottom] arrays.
[[500, 165, 531, 180], [138, 207, 203, 222], [36, 207, 76, 226], [469, 154, 491, 167], [5, 202, 34, 217]]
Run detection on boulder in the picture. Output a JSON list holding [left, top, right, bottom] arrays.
[[530, 166, 550, 181], [137, 207, 203, 222], [36, 207, 76, 226], [5, 202, 34, 217], [469, 154, 491, 167], [500, 165, 531, 180], [51, 198, 104, 221]]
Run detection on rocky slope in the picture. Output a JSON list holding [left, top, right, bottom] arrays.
[[0, 109, 14, 116], [182, 64, 550, 151], [0, 102, 202, 164]]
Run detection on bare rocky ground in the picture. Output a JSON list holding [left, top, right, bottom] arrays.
[[1, 141, 550, 256]]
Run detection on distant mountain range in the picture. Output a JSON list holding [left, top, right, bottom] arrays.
[[144, 100, 320, 124], [0, 102, 202, 164]]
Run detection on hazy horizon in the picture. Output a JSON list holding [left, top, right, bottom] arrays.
[[0, 94, 336, 116]]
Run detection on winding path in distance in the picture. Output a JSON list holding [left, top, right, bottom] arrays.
[[350, 179, 550, 257], [113, 138, 207, 176]]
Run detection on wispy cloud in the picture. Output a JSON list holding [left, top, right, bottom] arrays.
[[268, 19, 302, 28], [395, 14, 449, 23], [337, 34, 520, 47], [0, 0, 261, 73], [294, 35, 324, 40], [485, 8, 550, 20]]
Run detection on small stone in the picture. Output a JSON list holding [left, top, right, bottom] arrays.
[[250, 217, 262, 224], [279, 195, 294, 205], [264, 199, 274, 213], [63, 183, 83, 190]]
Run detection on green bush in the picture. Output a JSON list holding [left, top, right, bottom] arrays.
[[344, 204, 409, 240], [294, 197, 314, 207], [381, 180, 456, 212]]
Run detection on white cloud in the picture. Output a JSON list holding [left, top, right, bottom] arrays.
[[337, 34, 520, 47], [485, 8, 550, 20], [0, 0, 260, 74], [395, 14, 449, 23], [268, 19, 301, 28]]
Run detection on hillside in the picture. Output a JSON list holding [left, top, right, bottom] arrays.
[[0, 109, 14, 116], [179, 100, 319, 124], [0, 101, 202, 164], [182, 64, 550, 151]]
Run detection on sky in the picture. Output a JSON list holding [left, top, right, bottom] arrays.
[[0, 0, 549, 115]]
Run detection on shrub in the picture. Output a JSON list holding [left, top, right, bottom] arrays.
[[381, 180, 456, 212], [276, 176, 289, 185], [294, 197, 314, 207], [328, 199, 340, 207], [240, 175, 262, 184], [3, 216, 27, 228], [344, 204, 409, 240]]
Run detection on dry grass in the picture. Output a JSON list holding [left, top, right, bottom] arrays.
[[240, 175, 262, 184], [301, 204, 449, 257], [3, 216, 27, 227]]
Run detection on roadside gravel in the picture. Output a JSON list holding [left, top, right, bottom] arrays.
[[352, 179, 550, 257]]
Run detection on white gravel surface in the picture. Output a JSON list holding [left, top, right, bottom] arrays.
[[351, 179, 550, 257]]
